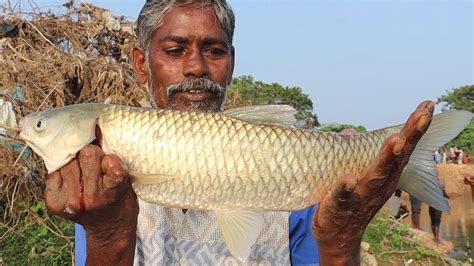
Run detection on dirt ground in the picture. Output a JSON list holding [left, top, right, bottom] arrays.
[[438, 164, 474, 196], [398, 164, 474, 256]]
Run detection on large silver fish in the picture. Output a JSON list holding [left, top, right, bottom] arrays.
[[19, 103, 472, 259]]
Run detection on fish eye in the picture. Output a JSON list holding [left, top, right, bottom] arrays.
[[35, 119, 46, 131]]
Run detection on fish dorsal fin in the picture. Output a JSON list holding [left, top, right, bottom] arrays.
[[224, 105, 297, 128], [215, 210, 264, 261], [398, 110, 472, 213], [129, 172, 178, 184]]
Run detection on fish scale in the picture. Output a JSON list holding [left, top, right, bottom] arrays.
[[87, 104, 395, 211]]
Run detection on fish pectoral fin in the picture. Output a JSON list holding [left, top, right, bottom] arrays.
[[129, 172, 178, 184], [215, 210, 264, 261], [223, 105, 297, 128]]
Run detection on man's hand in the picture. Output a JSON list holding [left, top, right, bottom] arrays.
[[464, 176, 474, 186], [465, 175, 474, 202], [312, 100, 434, 265], [45, 144, 138, 265]]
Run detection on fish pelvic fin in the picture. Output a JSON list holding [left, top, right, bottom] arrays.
[[215, 210, 264, 261], [129, 172, 178, 184], [398, 110, 472, 213], [223, 105, 297, 128]]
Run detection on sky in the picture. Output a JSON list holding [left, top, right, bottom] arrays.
[[13, 0, 473, 130]]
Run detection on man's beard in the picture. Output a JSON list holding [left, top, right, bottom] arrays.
[[165, 78, 227, 112]]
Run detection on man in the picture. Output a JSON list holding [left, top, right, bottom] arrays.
[[465, 173, 474, 185], [428, 179, 450, 244], [409, 194, 422, 230], [44, 1, 433, 265], [465, 173, 474, 201]]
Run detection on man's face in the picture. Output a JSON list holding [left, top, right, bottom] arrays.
[[133, 5, 234, 112]]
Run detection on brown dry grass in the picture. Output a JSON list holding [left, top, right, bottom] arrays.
[[0, 2, 248, 260], [0, 1, 146, 258]]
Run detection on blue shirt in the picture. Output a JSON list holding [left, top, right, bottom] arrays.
[[289, 205, 320, 265], [75, 205, 320, 265]]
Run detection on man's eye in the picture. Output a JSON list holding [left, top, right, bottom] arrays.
[[164, 48, 185, 57], [204, 48, 227, 58]]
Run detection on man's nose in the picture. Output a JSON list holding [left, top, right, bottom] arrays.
[[183, 49, 209, 78]]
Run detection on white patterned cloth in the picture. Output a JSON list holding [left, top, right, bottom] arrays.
[[133, 198, 290, 265]]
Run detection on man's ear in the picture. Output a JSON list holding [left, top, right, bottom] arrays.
[[227, 46, 235, 85], [132, 45, 148, 85]]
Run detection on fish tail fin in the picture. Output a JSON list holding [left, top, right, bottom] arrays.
[[398, 110, 472, 213]]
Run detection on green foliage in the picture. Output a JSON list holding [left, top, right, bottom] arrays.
[[363, 214, 443, 264], [415, 246, 436, 259], [226, 76, 319, 128], [318, 124, 367, 133], [363, 214, 388, 254], [0, 200, 74, 265], [437, 84, 474, 112], [437, 85, 474, 156], [388, 223, 410, 249], [449, 120, 474, 156]]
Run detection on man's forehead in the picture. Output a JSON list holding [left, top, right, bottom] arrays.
[[160, 4, 216, 24], [153, 4, 228, 44]]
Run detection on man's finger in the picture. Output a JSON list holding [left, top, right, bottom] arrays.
[[59, 159, 82, 214], [46, 170, 63, 192], [415, 100, 435, 113], [79, 144, 105, 193], [401, 101, 433, 147], [359, 133, 405, 195], [377, 133, 406, 169], [45, 171, 65, 214], [102, 154, 129, 190], [312, 173, 359, 243], [332, 173, 358, 205], [361, 101, 434, 197]]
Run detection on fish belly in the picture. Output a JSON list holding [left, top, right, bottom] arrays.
[[99, 105, 393, 212]]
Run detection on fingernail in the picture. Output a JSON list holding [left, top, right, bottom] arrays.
[[426, 102, 435, 113], [393, 136, 405, 155], [417, 114, 429, 131], [64, 205, 76, 215], [344, 176, 357, 193], [112, 167, 123, 178]]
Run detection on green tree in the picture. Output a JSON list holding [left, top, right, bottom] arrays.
[[437, 85, 474, 112], [437, 85, 474, 156], [225, 76, 319, 128], [318, 124, 367, 133]]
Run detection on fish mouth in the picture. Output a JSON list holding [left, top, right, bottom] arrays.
[[18, 118, 34, 148], [18, 119, 28, 140], [19, 131, 33, 147]]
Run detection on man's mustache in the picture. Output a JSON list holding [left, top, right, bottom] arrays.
[[166, 78, 226, 98]]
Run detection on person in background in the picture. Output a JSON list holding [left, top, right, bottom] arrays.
[[428, 179, 450, 244], [465, 173, 474, 185], [433, 150, 441, 164], [454, 147, 461, 164], [387, 189, 409, 220], [457, 148, 464, 165], [409, 194, 422, 230], [465, 173, 474, 201], [441, 148, 447, 164], [449, 147, 456, 164], [463, 154, 469, 164]]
